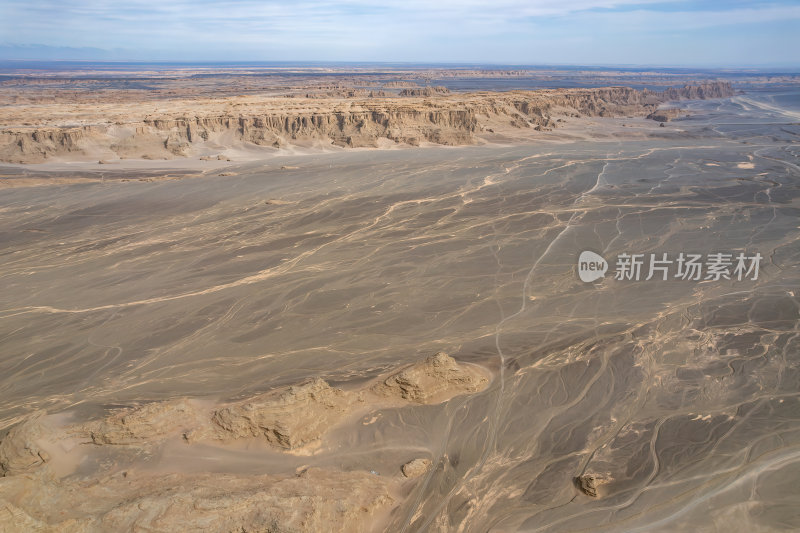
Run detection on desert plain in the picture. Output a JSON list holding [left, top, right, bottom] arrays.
[[0, 65, 799, 532]]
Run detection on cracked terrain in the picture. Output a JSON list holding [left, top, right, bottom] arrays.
[[0, 73, 799, 532]]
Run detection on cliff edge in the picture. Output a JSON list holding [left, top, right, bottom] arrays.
[[0, 82, 734, 164]]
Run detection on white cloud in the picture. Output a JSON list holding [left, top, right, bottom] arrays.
[[1, 0, 798, 63]]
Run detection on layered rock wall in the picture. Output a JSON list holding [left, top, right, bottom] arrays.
[[0, 82, 735, 163]]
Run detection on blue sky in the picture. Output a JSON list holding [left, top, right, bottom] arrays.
[[1, 0, 798, 66]]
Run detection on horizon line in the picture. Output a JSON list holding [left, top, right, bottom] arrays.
[[1, 58, 800, 71]]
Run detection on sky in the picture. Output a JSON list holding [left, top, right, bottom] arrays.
[[1, 0, 799, 66]]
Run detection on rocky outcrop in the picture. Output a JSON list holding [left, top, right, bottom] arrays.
[[662, 82, 736, 100], [62, 353, 491, 453], [211, 378, 355, 449], [575, 473, 609, 498], [373, 352, 488, 403], [126, 108, 479, 155], [0, 82, 735, 163], [402, 458, 432, 478], [399, 86, 450, 97], [305, 88, 387, 98], [0, 353, 489, 531], [0, 127, 98, 164], [0, 412, 49, 476], [86, 400, 206, 445], [647, 108, 683, 122]]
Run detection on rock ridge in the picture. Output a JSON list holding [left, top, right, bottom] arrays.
[[0, 82, 735, 163]]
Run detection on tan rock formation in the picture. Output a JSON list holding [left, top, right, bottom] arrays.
[[399, 86, 450, 96], [211, 378, 355, 449], [59, 353, 491, 454], [0, 352, 489, 531], [0, 83, 735, 164], [401, 458, 432, 478], [0, 412, 49, 477], [86, 400, 206, 445], [575, 473, 610, 498], [373, 352, 488, 403]]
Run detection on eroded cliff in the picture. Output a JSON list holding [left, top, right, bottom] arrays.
[[0, 82, 734, 163]]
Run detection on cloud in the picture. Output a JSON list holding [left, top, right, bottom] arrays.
[[1, 0, 798, 64], [567, 4, 800, 30]]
